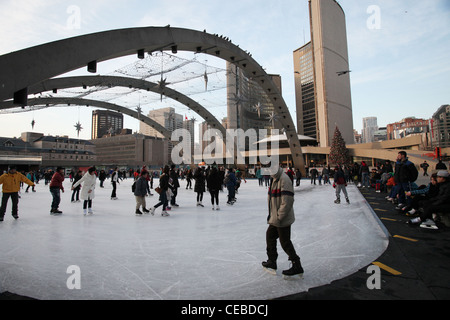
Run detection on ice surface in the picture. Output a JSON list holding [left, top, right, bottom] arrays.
[[0, 178, 388, 300]]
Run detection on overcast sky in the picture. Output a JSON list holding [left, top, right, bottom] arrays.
[[0, 0, 449, 140]]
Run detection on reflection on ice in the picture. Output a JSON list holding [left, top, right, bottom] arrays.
[[0, 179, 388, 300]]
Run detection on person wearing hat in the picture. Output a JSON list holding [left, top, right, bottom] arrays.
[[49, 167, 65, 215], [0, 166, 35, 221], [408, 170, 450, 229], [262, 166, 304, 278]]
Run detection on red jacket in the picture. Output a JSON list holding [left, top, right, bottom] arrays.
[[50, 172, 65, 191]]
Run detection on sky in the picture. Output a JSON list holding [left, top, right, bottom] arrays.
[[0, 0, 449, 141]]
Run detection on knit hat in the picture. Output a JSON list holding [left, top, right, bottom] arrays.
[[437, 171, 449, 178]]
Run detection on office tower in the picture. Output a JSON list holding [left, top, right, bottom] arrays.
[[91, 110, 124, 140], [294, 0, 354, 147], [362, 117, 378, 143]]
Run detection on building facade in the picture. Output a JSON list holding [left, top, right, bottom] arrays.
[[91, 133, 168, 168], [226, 62, 281, 137], [387, 117, 430, 141], [362, 117, 378, 143], [294, 0, 354, 147], [91, 110, 124, 140], [431, 105, 450, 148]]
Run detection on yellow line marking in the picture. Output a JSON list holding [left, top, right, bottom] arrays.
[[381, 217, 397, 222], [393, 235, 418, 242], [372, 262, 402, 276], [375, 208, 388, 212]]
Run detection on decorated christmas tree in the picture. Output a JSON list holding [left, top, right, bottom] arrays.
[[329, 126, 351, 166]]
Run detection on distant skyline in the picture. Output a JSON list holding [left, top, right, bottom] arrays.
[[0, 0, 449, 141]]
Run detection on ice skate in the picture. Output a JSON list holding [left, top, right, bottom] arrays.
[[212, 204, 215, 211], [161, 211, 170, 217], [346, 198, 350, 204], [83, 209, 87, 216], [135, 209, 143, 215], [88, 208, 93, 215], [262, 260, 277, 275], [149, 207, 155, 216], [282, 259, 304, 280], [143, 208, 150, 214], [215, 206, 220, 211], [420, 219, 438, 230], [334, 198, 340, 204]]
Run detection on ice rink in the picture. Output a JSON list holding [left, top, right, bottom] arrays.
[[0, 177, 389, 300]]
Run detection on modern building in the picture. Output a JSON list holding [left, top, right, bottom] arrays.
[[91, 110, 124, 140], [294, 0, 354, 147], [226, 62, 282, 137], [431, 105, 450, 149], [140, 107, 193, 163], [362, 117, 378, 143], [91, 132, 168, 168]]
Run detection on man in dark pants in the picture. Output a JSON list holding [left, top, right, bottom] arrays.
[[169, 164, 180, 207], [0, 166, 35, 221], [262, 167, 304, 277]]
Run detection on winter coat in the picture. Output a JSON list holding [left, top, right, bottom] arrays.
[[0, 172, 34, 193], [429, 180, 450, 206], [159, 173, 170, 192], [134, 176, 148, 197], [50, 172, 65, 191], [225, 171, 237, 188], [194, 168, 206, 193], [333, 170, 347, 186], [394, 158, 417, 183], [267, 167, 295, 228], [72, 172, 97, 200], [207, 168, 222, 191]]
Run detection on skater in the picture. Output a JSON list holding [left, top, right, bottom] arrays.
[[186, 169, 193, 189], [225, 168, 237, 205], [25, 171, 36, 192], [49, 167, 65, 215], [295, 169, 302, 187], [71, 167, 97, 215], [99, 170, 107, 188], [0, 166, 35, 221], [207, 166, 221, 211], [111, 167, 119, 200], [194, 165, 206, 207], [262, 166, 304, 278], [71, 170, 83, 202], [134, 171, 151, 215], [333, 166, 350, 204], [170, 164, 180, 207], [149, 165, 170, 216]]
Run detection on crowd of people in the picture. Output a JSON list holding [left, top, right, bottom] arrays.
[[0, 163, 250, 220]]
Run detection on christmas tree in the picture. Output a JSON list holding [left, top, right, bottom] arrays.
[[329, 126, 351, 166]]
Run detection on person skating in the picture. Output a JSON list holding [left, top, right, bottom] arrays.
[[207, 166, 221, 211], [71, 170, 83, 202], [262, 167, 304, 278], [110, 167, 119, 200], [149, 165, 170, 216], [134, 171, 151, 215], [0, 166, 35, 221], [71, 167, 97, 215], [225, 168, 237, 205], [194, 165, 206, 207], [169, 164, 180, 207], [49, 167, 65, 215], [333, 166, 350, 204]]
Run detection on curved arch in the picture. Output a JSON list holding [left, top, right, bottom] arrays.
[[28, 75, 226, 137], [0, 97, 171, 138], [0, 26, 305, 171]]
